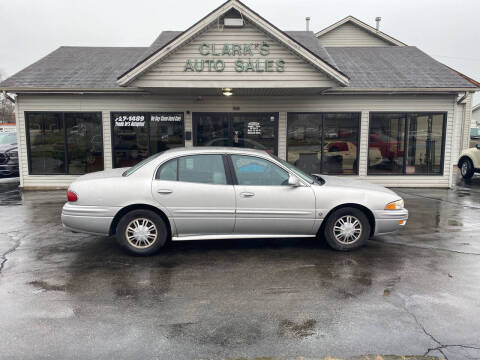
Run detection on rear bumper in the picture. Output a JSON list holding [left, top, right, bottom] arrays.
[[61, 203, 117, 236], [373, 208, 408, 236]]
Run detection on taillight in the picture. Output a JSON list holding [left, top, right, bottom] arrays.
[[67, 190, 78, 202]]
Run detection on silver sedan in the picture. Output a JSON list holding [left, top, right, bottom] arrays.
[[61, 147, 408, 255]]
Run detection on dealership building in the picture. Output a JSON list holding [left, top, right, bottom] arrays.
[[1, 0, 478, 189]]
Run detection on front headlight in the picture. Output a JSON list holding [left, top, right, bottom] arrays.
[[385, 199, 404, 210]]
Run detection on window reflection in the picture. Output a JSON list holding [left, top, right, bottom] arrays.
[[112, 112, 185, 168], [28, 113, 65, 174], [287, 113, 360, 175], [368, 113, 445, 175], [194, 113, 277, 155], [65, 113, 103, 175], [27, 112, 103, 175]]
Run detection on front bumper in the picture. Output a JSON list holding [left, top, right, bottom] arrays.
[[373, 208, 408, 236], [0, 162, 19, 176], [61, 203, 117, 236]]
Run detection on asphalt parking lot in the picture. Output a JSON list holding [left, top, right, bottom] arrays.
[[0, 175, 480, 360]]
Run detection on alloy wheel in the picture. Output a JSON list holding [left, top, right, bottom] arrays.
[[333, 215, 362, 244], [125, 218, 158, 248]]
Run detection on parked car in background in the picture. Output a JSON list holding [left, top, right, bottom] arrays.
[[471, 128, 480, 140], [62, 147, 408, 256], [458, 144, 480, 179], [0, 131, 19, 177]]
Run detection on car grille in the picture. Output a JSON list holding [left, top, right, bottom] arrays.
[[0, 153, 6, 165]]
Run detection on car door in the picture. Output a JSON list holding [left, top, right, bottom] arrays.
[[229, 154, 316, 235], [151, 154, 235, 236]]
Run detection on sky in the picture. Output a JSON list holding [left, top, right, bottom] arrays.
[[1, 0, 479, 104]]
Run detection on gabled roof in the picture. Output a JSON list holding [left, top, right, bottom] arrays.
[[117, 0, 350, 87], [316, 16, 406, 47], [0, 46, 146, 91], [325, 46, 476, 89]]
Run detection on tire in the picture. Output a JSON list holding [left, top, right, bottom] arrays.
[[460, 158, 474, 179], [323, 207, 371, 251], [116, 209, 168, 256]]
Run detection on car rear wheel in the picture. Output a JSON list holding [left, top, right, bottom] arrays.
[[324, 207, 370, 251], [460, 158, 474, 179], [116, 209, 168, 256]]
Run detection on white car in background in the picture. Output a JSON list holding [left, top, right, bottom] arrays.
[[458, 144, 480, 179]]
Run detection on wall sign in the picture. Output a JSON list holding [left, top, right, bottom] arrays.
[[114, 115, 145, 127], [184, 42, 285, 73]]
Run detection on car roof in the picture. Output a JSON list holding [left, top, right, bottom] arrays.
[[161, 146, 270, 157]]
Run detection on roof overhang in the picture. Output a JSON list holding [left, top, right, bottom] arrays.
[[117, 0, 349, 87], [316, 16, 406, 46]]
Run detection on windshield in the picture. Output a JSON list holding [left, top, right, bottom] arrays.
[[122, 153, 162, 176], [270, 154, 315, 184], [0, 132, 17, 145], [471, 128, 480, 137]]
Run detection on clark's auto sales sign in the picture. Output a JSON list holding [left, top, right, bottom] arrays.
[[184, 42, 285, 73]]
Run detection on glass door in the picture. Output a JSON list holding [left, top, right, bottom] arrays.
[[193, 112, 278, 155]]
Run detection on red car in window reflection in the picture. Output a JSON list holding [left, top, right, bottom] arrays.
[[368, 134, 404, 160]]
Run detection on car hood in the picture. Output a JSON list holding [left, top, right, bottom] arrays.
[[0, 144, 17, 153], [313, 174, 397, 195], [73, 167, 129, 182]]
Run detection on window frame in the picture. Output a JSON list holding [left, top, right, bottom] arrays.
[[25, 111, 103, 175], [286, 112, 361, 175], [111, 111, 185, 168], [154, 153, 233, 185], [367, 112, 447, 176]]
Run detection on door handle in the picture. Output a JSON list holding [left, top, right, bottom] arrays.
[[157, 189, 173, 194], [240, 192, 255, 198]]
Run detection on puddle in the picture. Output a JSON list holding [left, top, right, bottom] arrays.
[[0, 181, 22, 205]]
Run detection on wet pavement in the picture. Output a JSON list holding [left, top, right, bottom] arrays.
[[1, 175, 480, 359]]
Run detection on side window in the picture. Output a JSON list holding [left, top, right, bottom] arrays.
[[156, 159, 177, 180], [231, 155, 289, 186], [178, 155, 227, 185]]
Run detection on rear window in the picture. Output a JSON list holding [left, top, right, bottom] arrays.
[[122, 153, 162, 176]]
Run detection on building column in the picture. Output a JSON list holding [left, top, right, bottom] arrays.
[[184, 111, 193, 147], [102, 111, 113, 170], [358, 110, 369, 177], [278, 111, 287, 160]]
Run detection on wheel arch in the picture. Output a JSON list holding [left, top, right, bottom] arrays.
[[458, 155, 473, 168], [319, 203, 376, 238], [109, 204, 173, 238]]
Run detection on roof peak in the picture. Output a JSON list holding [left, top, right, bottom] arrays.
[[316, 15, 406, 47]]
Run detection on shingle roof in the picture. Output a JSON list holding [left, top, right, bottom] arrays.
[[140, 31, 182, 65], [0, 35, 476, 90], [326, 46, 476, 88], [285, 31, 337, 68], [0, 46, 146, 89]]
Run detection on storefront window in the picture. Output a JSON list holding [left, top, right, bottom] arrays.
[[368, 112, 446, 175], [287, 113, 360, 175], [111, 112, 184, 168], [65, 113, 104, 174], [193, 113, 278, 155], [26, 112, 103, 175]]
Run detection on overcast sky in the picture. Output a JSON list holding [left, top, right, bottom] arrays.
[[1, 0, 479, 104]]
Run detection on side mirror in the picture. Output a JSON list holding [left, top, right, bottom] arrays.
[[287, 174, 301, 187], [476, 144, 480, 150]]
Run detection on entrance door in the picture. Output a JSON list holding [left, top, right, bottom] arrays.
[[193, 112, 278, 155]]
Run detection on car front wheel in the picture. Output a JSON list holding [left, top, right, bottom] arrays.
[[116, 209, 168, 256], [460, 158, 474, 179], [324, 207, 371, 251]]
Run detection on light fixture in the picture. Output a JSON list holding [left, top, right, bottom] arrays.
[[222, 88, 233, 96]]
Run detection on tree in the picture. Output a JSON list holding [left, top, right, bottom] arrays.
[[0, 70, 16, 124]]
